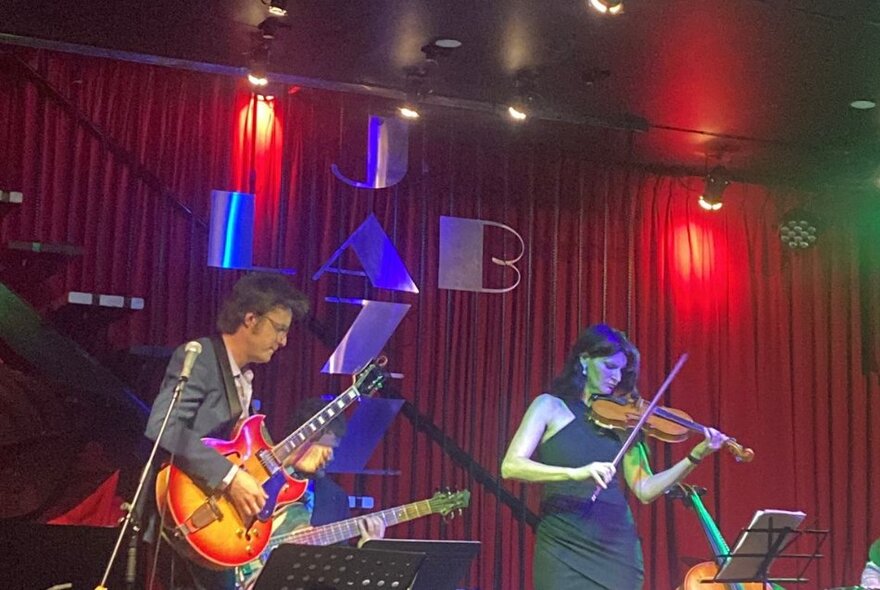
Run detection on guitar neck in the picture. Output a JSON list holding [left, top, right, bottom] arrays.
[[272, 387, 361, 461], [687, 490, 752, 590], [272, 499, 436, 547]]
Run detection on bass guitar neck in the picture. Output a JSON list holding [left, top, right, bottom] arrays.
[[236, 489, 470, 589]]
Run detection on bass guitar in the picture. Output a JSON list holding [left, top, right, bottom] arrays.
[[235, 489, 471, 589], [155, 360, 386, 569]]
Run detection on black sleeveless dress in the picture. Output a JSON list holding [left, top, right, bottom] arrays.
[[533, 398, 644, 590]]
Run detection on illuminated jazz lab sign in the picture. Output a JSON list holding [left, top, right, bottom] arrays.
[[209, 115, 525, 375]]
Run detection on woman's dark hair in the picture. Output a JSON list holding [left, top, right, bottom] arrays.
[[548, 323, 640, 400], [216, 273, 310, 334]]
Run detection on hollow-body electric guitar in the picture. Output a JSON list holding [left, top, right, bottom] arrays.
[[155, 361, 386, 569]]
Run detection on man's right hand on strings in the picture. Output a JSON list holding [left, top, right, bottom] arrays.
[[228, 469, 268, 520]]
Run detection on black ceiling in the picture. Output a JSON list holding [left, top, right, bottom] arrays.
[[3, 0, 880, 189]]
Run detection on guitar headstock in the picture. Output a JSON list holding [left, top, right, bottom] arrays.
[[352, 356, 389, 398], [428, 489, 471, 518]]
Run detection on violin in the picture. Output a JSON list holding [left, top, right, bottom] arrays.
[[589, 395, 755, 462]]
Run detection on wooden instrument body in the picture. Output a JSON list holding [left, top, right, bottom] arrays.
[[682, 561, 771, 590], [676, 484, 776, 590], [155, 415, 307, 569]]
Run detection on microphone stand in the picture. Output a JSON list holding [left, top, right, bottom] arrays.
[[95, 376, 190, 590]]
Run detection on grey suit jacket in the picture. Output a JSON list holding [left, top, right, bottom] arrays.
[[145, 335, 243, 491]]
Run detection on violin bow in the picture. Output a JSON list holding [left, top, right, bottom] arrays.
[[589, 353, 689, 503]]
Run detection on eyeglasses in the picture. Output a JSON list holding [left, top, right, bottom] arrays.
[[260, 315, 290, 336]]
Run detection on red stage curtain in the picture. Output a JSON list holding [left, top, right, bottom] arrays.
[[0, 45, 878, 589], [231, 92, 286, 266], [0, 47, 239, 346]]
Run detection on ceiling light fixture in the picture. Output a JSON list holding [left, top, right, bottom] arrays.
[[421, 38, 463, 62], [589, 0, 624, 15], [697, 167, 730, 211], [247, 42, 271, 87], [507, 105, 528, 121], [507, 70, 538, 123], [258, 17, 285, 40], [850, 99, 877, 110], [247, 70, 269, 87], [398, 105, 420, 120], [397, 67, 429, 120], [433, 38, 462, 49], [267, 0, 289, 17]]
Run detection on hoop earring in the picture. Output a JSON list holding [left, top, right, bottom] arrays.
[[580, 362, 588, 376]]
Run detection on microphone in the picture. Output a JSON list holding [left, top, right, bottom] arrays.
[[179, 341, 203, 381]]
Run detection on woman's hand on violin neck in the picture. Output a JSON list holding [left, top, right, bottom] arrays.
[[570, 462, 616, 488], [691, 427, 730, 460]]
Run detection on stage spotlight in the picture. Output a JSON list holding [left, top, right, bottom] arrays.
[[507, 70, 538, 122], [397, 104, 420, 120], [258, 18, 282, 40], [422, 37, 463, 61], [507, 104, 528, 121], [247, 71, 269, 87], [247, 42, 271, 87], [698, 167, 730, 211], [398, 68, 429, 120], [589, 0, 624, 15], [268, 0, 289, 17], [779, 209, 821, 250]]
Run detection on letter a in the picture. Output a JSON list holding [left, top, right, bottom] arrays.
[[313, 214, 418, 293]]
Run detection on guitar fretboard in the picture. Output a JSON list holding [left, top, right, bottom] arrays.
[[272, 499, 436, 546], [272, 388, 361, 461]]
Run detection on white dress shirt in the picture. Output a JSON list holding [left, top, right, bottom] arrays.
[[219, 351, 254, 490]]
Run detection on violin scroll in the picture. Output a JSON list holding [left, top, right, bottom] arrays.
[[724, 438, 754, 463]]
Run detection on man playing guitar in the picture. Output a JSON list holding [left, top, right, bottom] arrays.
[[144, 273, 330, 590]]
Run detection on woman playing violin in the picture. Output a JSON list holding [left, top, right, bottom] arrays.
[[501, 324, 729, 590]]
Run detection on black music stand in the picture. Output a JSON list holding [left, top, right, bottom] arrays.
[[252, 544, 424, 590], [363, 540, 481, 590], [712, 509, 827, 586]]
